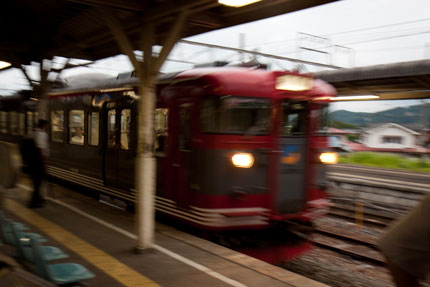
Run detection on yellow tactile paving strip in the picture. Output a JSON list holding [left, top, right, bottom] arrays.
[[5, 198, 160, 287]]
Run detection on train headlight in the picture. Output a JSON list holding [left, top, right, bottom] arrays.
[[319, 152, 338, 164], [320, 152, 339, 164], [232, 153, 254, 168]]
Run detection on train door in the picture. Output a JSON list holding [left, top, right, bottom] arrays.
[[277, 101, 308, 214], [103, 101, 135, 189], [171, 99, 193, 208], [117, 107, 134, 188], [104, 103, 118, 186]]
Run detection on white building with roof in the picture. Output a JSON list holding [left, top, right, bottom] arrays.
[[362, 123, 420, 150]]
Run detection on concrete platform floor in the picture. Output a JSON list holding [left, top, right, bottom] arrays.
[[1, 179, 328, 287]]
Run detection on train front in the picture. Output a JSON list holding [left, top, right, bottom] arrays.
[[170, 68, 337, 263]]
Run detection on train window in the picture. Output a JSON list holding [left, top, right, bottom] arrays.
[[26, 111, 33, 134], [10, 112, 18, 135], [107, 109, 116, 148], [200, 95, 270, 135], [69, 110, 85, 145], [311, 104, 329, 134], [320, 105, 329, 132], [120, 109, 131, 150], [18, 113, 25, 135], [88, 112, 99, 146], [0, 111, 7, 134], [155, 108, 168, 134], [51, 110, 64, 142], [281, 101, 308, 136], [154, 108, 168, 154]]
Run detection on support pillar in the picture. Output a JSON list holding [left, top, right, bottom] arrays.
[[38, 60, 50, 120], [135, 82, 156, 250], [99, 5, 188, 251]]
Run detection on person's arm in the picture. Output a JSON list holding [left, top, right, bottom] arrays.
[[378, 195, 430, 287], [384, 257, 420, 287]]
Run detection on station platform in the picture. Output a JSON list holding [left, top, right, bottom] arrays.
[[1, 179, 328, 287]]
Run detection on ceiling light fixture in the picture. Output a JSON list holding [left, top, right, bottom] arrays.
[[0, 61, 12, 70], [218, 0, 262, 8], [331, 95, 380, 101]]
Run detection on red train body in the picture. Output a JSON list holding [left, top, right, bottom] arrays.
[[0, 67, 337, 263]]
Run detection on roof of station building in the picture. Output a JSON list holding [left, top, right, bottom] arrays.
[[0, 0, 337, 67], [315, 59, 430, 100]]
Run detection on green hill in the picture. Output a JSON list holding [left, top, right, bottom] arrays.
[[330, 104, 429, 129]]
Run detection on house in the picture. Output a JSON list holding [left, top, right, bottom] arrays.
[[361, 123, 420, 151], [328, 127, 348, 152], [328, 127, 348, 143]]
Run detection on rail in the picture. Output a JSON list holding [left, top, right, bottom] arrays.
[[312, 229, 385, 266], [327, 172, 429, 194]]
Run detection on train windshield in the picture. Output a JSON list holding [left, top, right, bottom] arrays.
[[281, 101, 308, 136], [317, 104, 329, 134], [200, 95, 270, 135], [311, 104, 329, 134]]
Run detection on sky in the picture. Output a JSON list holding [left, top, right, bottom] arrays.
[[1, 0, 429, 113]]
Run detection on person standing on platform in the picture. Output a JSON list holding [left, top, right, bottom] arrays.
[[28, 119, 49, 208]]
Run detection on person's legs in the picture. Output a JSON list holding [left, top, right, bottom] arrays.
[[29, 171, 43, 207]]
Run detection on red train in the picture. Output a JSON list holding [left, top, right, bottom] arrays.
[[0, 66, 337, 263]]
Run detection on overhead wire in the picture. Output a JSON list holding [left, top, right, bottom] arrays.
[[2, 18, 429, 96], [330, 26, 430, 44], [321, 18, 430, 37], [240, 20, 430, 61], [241, 26, 430, 63], [244, 18, 430, 49], [340, 30, 430, 46], [359, 45, 427, 53], [250, 26, 430, 56]]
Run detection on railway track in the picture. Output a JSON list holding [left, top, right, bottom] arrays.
[[328, 203, 397, 227], [318, 166, 429, 266], [327, 165, 430, 191], [317, 201, 395, 263], [327, 166, 429, 214], [313, 226, 386, 266]]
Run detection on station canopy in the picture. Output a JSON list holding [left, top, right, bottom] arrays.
[[0, 0, 336, 67], [316, 59, 430, 101]]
